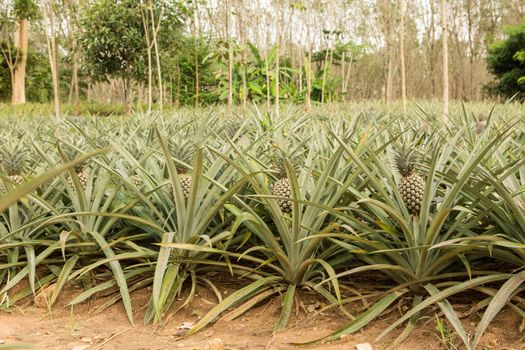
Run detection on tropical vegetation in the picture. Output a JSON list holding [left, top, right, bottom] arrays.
[[1, 102, 525, 349]]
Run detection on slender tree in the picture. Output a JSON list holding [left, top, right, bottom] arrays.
[[400, 0, 407, 113], [1, 0, 39, 105], [149, 0, 163, 113], [274, 2, 280, 115], [64, 0, 81, 115], [141, 4, 153, 114], [441, 0, 449, 124], [189, 0, 200, 109], [225, 0, 233, 113], [43, 0, 61, 125]]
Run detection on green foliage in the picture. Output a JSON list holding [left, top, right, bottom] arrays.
[[0, 42, 52, 103], [169, 36, 221, 105], [80, 0, 148, 82], [80, 0, 185, 83], [12, 0, 40, 20], [1, 103, 525, 348], [486, 18, 525, 99]]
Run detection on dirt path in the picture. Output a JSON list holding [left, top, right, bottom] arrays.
[[0, 285, 523, 350]]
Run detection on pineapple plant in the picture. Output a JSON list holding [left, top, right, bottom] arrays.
[[0, 143, 28, 191], [394, 145, 425, 216]]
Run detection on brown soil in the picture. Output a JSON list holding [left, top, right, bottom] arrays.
[[0, 282, 523, 350]]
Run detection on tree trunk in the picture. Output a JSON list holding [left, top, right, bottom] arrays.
[[343, 53, 354, 100], [321, 40, 330, 105], [441, 0, 449, 124], [236, 0, 247, 107], [306, 42, 312, 109], [149, 0, 163, 113], [386, 29, 395, 101], [44, 0, 61, 126], [73, 59, 80, 115], [400, 0, 407, 113], [11, 19, 29, 105], [225, 1, 233, 115], [275, 6, 280, 116], [383, 0, 397, 102], [124, 77, 132, 114], [141, 6, 153, 115], [192, 0, 200, 109]]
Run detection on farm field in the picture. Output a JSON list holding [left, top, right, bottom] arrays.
[[2, 0, 525, 348], [1, 102, 525, 349]]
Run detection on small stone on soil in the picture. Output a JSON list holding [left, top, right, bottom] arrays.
[[177, 321, 194, 330], [70, 345, 90, 350], [207, 338, 224, 350], [356, 343, 373, 350]]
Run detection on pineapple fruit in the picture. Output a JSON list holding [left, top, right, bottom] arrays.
[[64, 145, 89, 191], [171, 140, 194, 200], [0, 144, 28, 192], [394, 146, 425, 216], [131, 175, 143, 188], [271, 153, 300, 214], [476, 114, 487, 135], [178, 170, 192, 200], [75, 165, 89, 190]]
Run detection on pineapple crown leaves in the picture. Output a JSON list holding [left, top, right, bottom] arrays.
[[60, 142, 88, 172], [393, 143, 421, 177], [0, 143, 29, 176], [269, 145, 303, 178], [224, 116, 246, 140], [169, 139, 195, 174]]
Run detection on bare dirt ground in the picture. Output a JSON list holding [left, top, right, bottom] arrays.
[[0, 281, 523, 350]]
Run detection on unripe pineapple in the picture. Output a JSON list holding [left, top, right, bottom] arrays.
[[170, 140, 194, 201], [272, 177, 292, 213], [271, 152, 300, 214], [178, 172, 192, 200], [394, 146, 425, 216], [476, 114, 487, 135], [0, 144, 28, 192], [66, 165, 89, 191], [77, 165, 89, 190], [64, 145, 89, 191], [131, 175, 143, 188]]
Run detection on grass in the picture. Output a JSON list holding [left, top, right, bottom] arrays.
[[0, 102, 128, 117]]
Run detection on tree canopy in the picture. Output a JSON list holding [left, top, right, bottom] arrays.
[[80, 0, 184, 84], [487, 18, 525, 100]]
